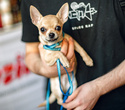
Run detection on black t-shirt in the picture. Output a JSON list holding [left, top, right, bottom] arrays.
[[21, 0, 125, 110]]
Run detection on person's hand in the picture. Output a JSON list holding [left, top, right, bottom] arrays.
[[61, 37, 76, 73], [38, 37, 76, 78], [62, 81, 101, 110]]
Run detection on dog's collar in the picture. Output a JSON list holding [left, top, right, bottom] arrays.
[[43, 40, 62, 51], [43, 32, 65, 51]]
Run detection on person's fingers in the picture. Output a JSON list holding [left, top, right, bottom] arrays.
[[61, 38, 69, 56], [66, 37, 75, 60], [63, 99, 78, 109], [62, 87, 82, 109], [66, 62, 75, 72], [69, 53, 75, 64], [65, 87, 80, 103], [67, 53, 76, 72]]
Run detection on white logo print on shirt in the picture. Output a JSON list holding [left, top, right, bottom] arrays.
[[69, 2, 97, 21], [69, 2, 97, 30]]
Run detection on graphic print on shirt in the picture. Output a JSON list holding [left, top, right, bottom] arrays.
[[69, 2, 97, 30]]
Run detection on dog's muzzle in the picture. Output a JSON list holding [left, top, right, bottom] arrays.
[[46, 32, 58, 42], [49, 33, 55, 39]]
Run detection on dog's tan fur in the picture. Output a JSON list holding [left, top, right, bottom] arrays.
[[30, 3, 93, 107]]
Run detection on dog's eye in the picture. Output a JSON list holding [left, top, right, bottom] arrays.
[[40, 27, 46, 32], [55, 26, 61, 31]]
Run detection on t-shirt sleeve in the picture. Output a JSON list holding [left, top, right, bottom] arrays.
[[21, 0, 39, 42]]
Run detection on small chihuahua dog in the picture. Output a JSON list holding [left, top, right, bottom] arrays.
[[30, 3, 93, 107]]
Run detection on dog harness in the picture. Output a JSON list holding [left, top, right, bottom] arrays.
[[43, 32, 74, 110]]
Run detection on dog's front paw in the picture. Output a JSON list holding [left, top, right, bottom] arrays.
[[83, 56, 93, 66], [59, 53, 70, 68], [61, 58, 70, 68], [85, 58, 93, 66]]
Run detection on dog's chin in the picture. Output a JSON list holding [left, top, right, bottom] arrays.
[[46, 37, 58, 42]]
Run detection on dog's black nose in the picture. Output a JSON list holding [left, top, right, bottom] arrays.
[[49, 33, 55, 39]]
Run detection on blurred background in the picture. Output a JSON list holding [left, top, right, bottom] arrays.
[[0, 0, 46, 110]]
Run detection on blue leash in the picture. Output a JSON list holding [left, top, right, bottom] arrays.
[[57, 59, 74, 96], [43, 33, 74, 110], [57, 59, 74, 110], [46, 79, 50, 110]]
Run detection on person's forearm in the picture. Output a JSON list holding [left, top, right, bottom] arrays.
[[25, 52, 62, 78], [25, 52, 43, 75], [93, 60, 125, 96]]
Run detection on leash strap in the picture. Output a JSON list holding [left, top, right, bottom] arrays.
[[46, 60, 74, 110], [57, 59, 74, 96], [57, 59, 74, 110], [60, 87, 70, 110], [46, 79, 50, 110]]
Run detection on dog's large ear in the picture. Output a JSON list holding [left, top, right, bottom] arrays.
[[56, 3, 69, 24], [30, 5, 43, 26]]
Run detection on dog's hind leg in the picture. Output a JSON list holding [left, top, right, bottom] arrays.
[[51, 77, 63, 105]]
